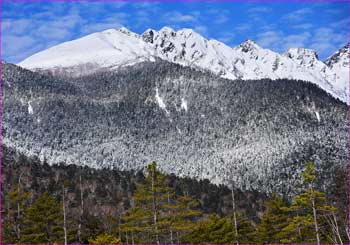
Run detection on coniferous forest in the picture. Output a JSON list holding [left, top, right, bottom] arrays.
[[2, 145, 348, 244], [2, 1, 349, 244]]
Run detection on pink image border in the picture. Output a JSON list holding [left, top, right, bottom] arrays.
[[0, 0, 348, 244]]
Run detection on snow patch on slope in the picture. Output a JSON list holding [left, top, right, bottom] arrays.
[[181, 98, 188, 112], [155, 88, 169, 115], [28, 101, 34, 114]]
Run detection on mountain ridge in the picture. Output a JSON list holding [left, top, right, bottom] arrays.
[[18, 26, 349, 103], [18, 27, 349, 102]]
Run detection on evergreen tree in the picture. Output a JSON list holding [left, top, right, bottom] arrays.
[[120, 162, 172, 244], [81, 214, 104, 243], [181, 214, 234, 244], [20, 192, 65, 243], [120, 206, 150, 244], [166, 194, 202, 243], [256, 194, 289, 244], [182, 213, 256, 244], [2, 185, 30, 243], [279, 162, 337, 244], [234, 212, 258, 244], [88, 233, 121, 244]]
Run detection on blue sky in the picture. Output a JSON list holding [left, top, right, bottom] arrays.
[[2, 1, 349, 63]]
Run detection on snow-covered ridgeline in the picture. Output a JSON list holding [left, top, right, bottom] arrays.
[[18, 27, 349, 103]]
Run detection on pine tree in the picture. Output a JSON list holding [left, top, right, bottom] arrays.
[[234, 212, 258, 244], [81, 214, 104, 243], [120, 162, 172, 244], [181, 214, 234, 244], [256, 194, 289, 243], [120, 206, 150, 244], [88, 233, 121, 244], [166, 194, 202, 243], [279, 162, 337, 244], [20, 192, 65, 243], [2, 185, 30, 243], [182, 213, 257, 244]]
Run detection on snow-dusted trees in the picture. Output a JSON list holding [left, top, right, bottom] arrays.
[[3, 60, 346, 195]]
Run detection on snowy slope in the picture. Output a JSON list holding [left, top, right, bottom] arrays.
[[323, 45, 349, 103], [18, 27, 349, 103], [19, 29, 156, 76]]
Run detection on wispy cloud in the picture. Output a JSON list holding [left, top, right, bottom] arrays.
[[283, 8, 313, 22], [283, 32, 311, 50], [257, 31, 311, 52], [256, 31, 282, 48], [329, 18, 349, 29], [292, 23, 313, 30], [80, 22, 123, 35], [194, 25, 208, 37], [2, 1, 346, 63], [256, 27, 345, 58], [248, 6, 271, 14], [163, 11, 197, 23], [217, 32, 235, 43], [80, 13, 128, 34], [234, 23, 251, 32], [2, 3, 85, 62], [310, 28, 347, 58]]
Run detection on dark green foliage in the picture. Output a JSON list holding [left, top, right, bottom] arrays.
[[256, 194, 289, 243], [20, 192, 64, 243], [2, 186, 30, 243], [2, 146, 347, 244], [182, 213, 257, 244], [279, 162, 340, 244]]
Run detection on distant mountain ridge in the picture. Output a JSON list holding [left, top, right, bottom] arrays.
[[18, 26, 349, 103]]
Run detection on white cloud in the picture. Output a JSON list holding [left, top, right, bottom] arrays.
[[217, 33, 235, 44], [257, 31, 310, 52], [292, 23, 313, 30], [133, 2, 159, 10], [256, 27, 345, 59], [283, 8, 313, 22], [2, 19, 31, 35], [214, 15, 229, 24], [248, 6, 271, 13], [329, 18, 349, 29], [2, 35, 35, 54], [310, 28, 347, 58], [80, 22, 123, 35], [256, 31, 282, 48], [84, 13, 129, 33], [194, 25, 208, 37], [234, 23, 251, 32], [283, 32, 311, 50], [163, 11, 197, 23]]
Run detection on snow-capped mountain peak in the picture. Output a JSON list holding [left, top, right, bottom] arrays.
[[324, 44, 349, 68], [237, 39, 261, 52], [284, 48, 319, 66], [18, 26, 348, 103], [159, 26, 176, 35], [116, 27, 139, 37], [142, 28, 156, 43]]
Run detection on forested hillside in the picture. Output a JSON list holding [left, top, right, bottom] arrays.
[[3, 61, 347, 194], [2, 145, 348, 244]]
